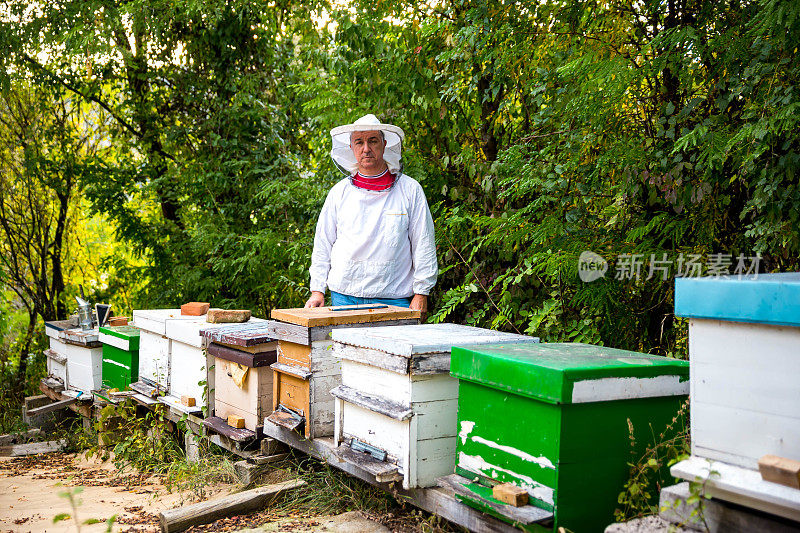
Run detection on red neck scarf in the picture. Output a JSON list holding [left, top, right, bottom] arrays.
[[352, 168, 396, 191]]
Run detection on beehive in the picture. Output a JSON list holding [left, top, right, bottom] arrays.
[[99, 325, 140, 390], [44, 320, 104, 393], [671, 273, 800, 522], [447, 343, 689, 532], [330, 323, 539, 489], [674, 274, 800, 468], [201, 323, 278, 432], [163, 316, 266, 412], [132, 309, 198, 390], [265, 305, 420, 439]]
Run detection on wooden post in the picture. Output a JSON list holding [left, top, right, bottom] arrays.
[[158, 479, 305, 533]]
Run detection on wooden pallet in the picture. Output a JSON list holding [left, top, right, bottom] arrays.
[[262, 422, 539, 533]]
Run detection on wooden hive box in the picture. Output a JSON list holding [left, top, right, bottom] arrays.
[[99, 325, 140, 390], [446, 342, 689, 532], [44, 320, 75, 387], [671, 273, 800, 522], [162, 316, 266, 414], [132, 309, 198, 391], [330, 323, 539, 489], [264, 304, 420, 439], [201, 323, 278, 432]]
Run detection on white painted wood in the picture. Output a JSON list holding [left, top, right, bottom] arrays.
[[64, 345, 102, 392], [671, 456, 800, 522], [691, 402, 800, 468], [692, 361, 799, 419], [333, 342, 408, 374], [167, 318, 265, 348], [689, 318, 800, 467], [570, 375, 689, 403], [309, 340, 337, 373], [334, 396, 344, 447], [415, 436, 458, 489], [411, 373, 459, 402], [342, 360, 411, 401], [342, 401, 409, 466], [414, 399, 459, 440], [169, 341, 210, 408], [138, 330, 171, 388], [99, 332, 132, 352], [310, 373, 339, 437], [133, 309, 190, 335], [45, 349, 68, 385], [331, 323, 538, 357], [45, 324, 61, 340]]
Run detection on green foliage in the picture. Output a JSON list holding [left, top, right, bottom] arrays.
[[3, 0, 800, 364], [615, 399, 691, 521]]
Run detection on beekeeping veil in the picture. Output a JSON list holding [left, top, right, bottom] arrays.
[[330, 114, 405, 175]]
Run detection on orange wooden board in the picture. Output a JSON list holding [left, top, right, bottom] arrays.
[[278, 342, 312, 368], [270, 305, 421, 328]]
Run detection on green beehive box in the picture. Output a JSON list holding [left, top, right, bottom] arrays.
[[448, 343, 689, 533], [99, 325, 140, 390]]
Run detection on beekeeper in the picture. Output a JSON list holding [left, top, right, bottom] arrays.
[[305, 114, 438, 311]]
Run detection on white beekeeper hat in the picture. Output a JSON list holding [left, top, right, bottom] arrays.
[[330, 114, 405, 175]]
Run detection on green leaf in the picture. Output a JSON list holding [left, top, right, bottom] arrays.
[[53, 513, 71, 523]]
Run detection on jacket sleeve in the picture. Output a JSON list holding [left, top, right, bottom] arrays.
[[309, 187, 339, 294], [407, 182, 438, 295]]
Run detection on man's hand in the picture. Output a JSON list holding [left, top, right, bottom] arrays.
[[305, 291, 325, 308], [409, 294, 428, 313]]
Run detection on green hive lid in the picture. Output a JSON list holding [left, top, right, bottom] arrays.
[[99, 325, 140, 339], [450, 343, 689, 404]]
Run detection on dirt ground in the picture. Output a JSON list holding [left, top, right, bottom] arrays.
[[0, 453, 396, 533], [0, 452, 231, 533]]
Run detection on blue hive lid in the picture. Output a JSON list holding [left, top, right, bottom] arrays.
[[674, 273, 800, 327]]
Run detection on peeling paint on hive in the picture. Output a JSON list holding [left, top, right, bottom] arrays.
[[458, 451, 555, 505], [459, 420, 475, 444], [470, 435, 555, 469]]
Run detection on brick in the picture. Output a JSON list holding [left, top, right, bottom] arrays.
[[181, 396, 196, 407], [181, 302, 210, 316], [207, 309, 251, 324], [227, 415, 245, 429], [493, 483, 529, 507], [758, 454, 800, 489]]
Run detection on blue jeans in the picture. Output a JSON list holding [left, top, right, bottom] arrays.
[[330, 291, 412, 308]]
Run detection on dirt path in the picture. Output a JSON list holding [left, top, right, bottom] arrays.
[[0, 452, 231, 533]]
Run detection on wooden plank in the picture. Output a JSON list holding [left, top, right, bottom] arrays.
[[271, 305, 420, 328], [130, 380, 164, 397], [437, 474, 552, 525], [331, 385, 412, 421], [260, 425, 530, 533], [208, 343, 277, 367], [333, 342, 408, 374], [0, 440, 67, 457], [265, 320, 310, 345], [691, 402, 800, 469], [249, 453, 289, 466], [58, 328, 102, 347], [309, 318, 421, 342], [660, 482, 800, 533], [202, 416, 257, 442], [671, 456, 800, 522], [271, 362, 312, 380], [266, 409, 304, 432], [330, 323, 538, 357], [44, 348, 67, 365], [25, 398, 77, 417], [278, 342, 312, 368], [200, 321, 274, 347], [39, 380, 92, 418], [158, 479, 305, 533], [335, 444, 402, 483]]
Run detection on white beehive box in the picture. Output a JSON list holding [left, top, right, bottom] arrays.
[[672, 273, 800, 521], [264, 305, 420, 440], [132, 309, 197, 390], [330, 323, 539, 489], [44, 320, 103, 393], [675, 273, 800, 468]]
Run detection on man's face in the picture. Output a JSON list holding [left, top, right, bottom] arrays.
[[350, 130, 387, 175]]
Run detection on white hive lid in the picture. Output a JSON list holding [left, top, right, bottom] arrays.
[[331, 323, 538, 357]]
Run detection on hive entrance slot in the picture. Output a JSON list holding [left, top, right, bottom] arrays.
[[350, 438, 387, 462]]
